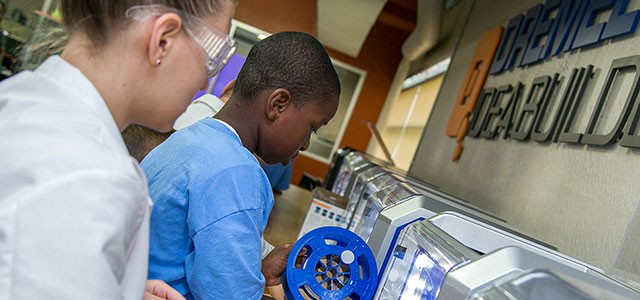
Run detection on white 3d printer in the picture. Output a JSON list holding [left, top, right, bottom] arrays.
[[320, 148, 640, 299]]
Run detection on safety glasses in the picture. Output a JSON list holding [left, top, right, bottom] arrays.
[[126, 5, 236, 77]]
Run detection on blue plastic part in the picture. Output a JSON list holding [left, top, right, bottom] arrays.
[[281, 226, 378, 300], [396, 247, 447, 300], [376, 217, 425, 285]]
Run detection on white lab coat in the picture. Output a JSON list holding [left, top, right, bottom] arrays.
[[0, 56, 150, 299], [173, 93, 225, 130]]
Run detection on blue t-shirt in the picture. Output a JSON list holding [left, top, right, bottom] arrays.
[[261, 162, 293, 191], [142, 118, 274, 300]]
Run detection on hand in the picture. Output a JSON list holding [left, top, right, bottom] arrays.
[[262, 243, 308, 286], [293, 246, 307, 268], [143, 280, 185, 300], [261, 243, 294, 286]]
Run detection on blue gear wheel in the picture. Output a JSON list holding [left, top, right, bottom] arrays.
[[282, 226, 378, 300]]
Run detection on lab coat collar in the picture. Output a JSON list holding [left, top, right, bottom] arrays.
[[37, 55, 129, 155]]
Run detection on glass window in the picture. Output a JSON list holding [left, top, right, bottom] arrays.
[[369, 75, 444, 171], [0, 0, 63, 79]]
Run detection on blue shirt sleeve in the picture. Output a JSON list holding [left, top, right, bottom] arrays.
[[186, 209, 265, 300], [185, 164, 273, 300]]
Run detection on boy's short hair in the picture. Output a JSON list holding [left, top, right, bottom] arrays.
[[234, 31, 340, 107], [122, 125, 173, 162]]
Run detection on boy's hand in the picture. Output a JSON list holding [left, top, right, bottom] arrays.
[[262, 243, 297, 286], [262, 243, 308, 286], [143, 280, 186, 300], [262, 243, 293, 286]]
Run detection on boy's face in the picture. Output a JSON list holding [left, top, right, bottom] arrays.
[[259, 95, 339, 165]]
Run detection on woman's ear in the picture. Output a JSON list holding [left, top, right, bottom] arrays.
[[266, 88, 292, 121], [147, 13, 183, 66]]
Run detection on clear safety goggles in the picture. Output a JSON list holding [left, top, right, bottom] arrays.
[[126, 5, 236, 77]]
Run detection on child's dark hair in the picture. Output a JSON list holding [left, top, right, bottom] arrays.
[[233, 31, 341, 107], [122, 125, 173, 162]]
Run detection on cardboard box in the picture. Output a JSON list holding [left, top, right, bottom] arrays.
[[297, 187, 350, 238]]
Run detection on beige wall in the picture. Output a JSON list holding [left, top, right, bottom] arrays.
[[410, 0, 640, 282], [369, 76, 443, 170]]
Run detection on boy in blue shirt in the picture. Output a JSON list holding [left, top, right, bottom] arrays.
[[141, 32, 340, 300]]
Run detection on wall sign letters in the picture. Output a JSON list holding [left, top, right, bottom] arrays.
[[447, 0, 640, 160]]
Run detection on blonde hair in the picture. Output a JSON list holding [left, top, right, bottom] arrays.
[[61, 0, 236, 48], [18, 0, 235, 71], [18, 25, 67, 71]]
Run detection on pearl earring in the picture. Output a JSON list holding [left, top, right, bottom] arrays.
[[156, 59, 161, 66]]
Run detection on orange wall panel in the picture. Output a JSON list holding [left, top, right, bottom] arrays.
[[235, 0, 317, 36], [331, 21, 407, 156], [290, 155, 330, 187]]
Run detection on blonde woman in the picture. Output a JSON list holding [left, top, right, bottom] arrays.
[[0, 0, 237, 299]]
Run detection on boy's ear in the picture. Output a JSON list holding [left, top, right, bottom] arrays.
[[266, 88, 292, 121], [147, 13, 183, 66]]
